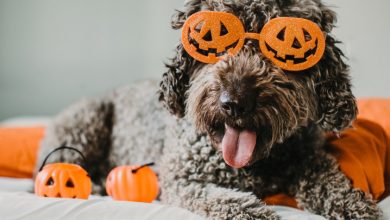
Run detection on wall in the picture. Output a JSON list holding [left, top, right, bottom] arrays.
[[326, 0, 390, 98], [0, 0, 389, 120]]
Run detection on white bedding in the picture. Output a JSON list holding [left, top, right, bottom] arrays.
[[0, 191, 203, 220], [1, 177, 389, 220], [1, 117, 389, 220]]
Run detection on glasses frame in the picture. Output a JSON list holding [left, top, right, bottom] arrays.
[[181, 11, 326, 71]]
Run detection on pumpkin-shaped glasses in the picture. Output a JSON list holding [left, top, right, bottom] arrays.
[[181, 11, 326, 71]]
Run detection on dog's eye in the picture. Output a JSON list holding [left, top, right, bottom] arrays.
[[195, 22, 203, 33], [274, 81, 295, 90], [303, 29, 312, 41]]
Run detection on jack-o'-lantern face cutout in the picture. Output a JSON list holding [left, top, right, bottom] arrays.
[[182, 11, 245, 64], [259, 17, 325, 71], [181, 11, 326, 71], [34, 146, 92, 199], [35, 163, 92, 199]]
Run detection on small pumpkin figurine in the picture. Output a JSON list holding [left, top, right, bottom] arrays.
[[106, 162, 159, 203], [34, 146, 92, 199]]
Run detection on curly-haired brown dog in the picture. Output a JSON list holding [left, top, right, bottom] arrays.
[[36, 0, 383, 219]]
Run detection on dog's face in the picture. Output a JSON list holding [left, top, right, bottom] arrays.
[[159, 0, 357, 168]]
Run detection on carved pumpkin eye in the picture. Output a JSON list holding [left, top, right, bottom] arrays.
[[66, 178, 75, 188], [220, 22, 228, 36], [46, 177, 55, 186], [182, 11, 246, 64], [259, 17, 326, 71]]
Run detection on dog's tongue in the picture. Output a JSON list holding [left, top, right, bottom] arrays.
[[222, 124, 256, 168]]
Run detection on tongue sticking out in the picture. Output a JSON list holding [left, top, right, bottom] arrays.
[[222, 124, 257, 168]]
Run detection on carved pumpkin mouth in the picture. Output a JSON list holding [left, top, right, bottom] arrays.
[[187, 29, 241, 57], [265, 39, 319, 65]]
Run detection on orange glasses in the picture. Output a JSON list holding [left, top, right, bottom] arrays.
[[181, 11, 326, 71]]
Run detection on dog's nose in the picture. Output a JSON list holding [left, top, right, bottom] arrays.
[[219, 92, 254, 117]]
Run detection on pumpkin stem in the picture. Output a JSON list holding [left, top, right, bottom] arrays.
[[131, 162, 155, 173]]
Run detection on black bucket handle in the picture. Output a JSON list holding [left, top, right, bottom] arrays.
[[38, 145, 87, 172]]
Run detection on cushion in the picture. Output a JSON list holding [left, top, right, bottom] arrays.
[[0, 127, 44, 178]]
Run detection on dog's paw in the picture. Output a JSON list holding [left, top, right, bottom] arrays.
[[342, 189, 382, 220], [208, 202, 279, 220], [206, 190, 279, 220], [322, 189, 382, 220]]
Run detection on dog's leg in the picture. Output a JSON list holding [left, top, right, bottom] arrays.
[[160, 180, 279, 220], [294, 154, 382, 219], [35, 98, 114, 194]]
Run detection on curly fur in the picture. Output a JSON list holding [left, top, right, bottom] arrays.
[[36, 0, 382, 219]]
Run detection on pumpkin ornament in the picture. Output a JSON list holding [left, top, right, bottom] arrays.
[[106, 162, 159, 203], [181, 11, 326, 71], [34, 146, 92, 199], [182, 11, 245, 64], [259, 17, 325, 71]]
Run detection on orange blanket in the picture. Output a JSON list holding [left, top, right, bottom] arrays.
[[265, 118, 390, 208], [328, 119, 390, 201]]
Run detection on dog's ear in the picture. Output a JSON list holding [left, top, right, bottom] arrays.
[[314, 4, 357, 132], [159, 44, 195, 118], [315, 35, 357, 132], [159, 2, 201, 117]]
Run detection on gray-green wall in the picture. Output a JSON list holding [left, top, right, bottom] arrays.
[[1, 0, 389, 120]]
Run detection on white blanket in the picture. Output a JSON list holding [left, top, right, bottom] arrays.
[[1, 177, 389, 220], [0, 191, 203, 220]]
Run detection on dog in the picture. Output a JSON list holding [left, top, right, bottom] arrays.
[[36, 0, 382, 219]]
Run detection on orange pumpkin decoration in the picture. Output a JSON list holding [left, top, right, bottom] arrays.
[[181, 11, 326, 71], [34, 146, 92, 199], [259, 17, 325, 71], [106, 163, 159, 203], [182, 11, 245, 64]]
